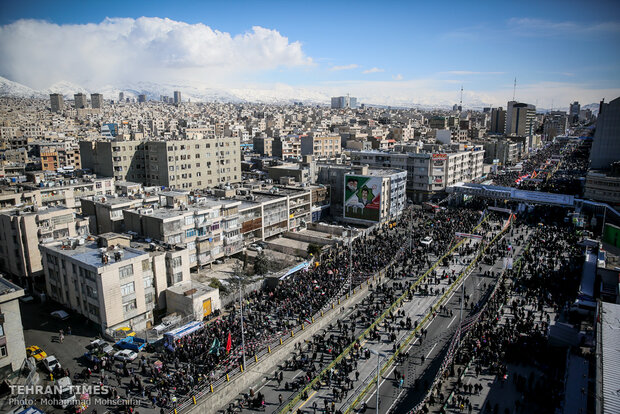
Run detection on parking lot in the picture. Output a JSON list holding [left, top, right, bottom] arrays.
[[19, 299, 114, 413]]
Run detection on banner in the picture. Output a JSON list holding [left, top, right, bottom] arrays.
[[344, 175, 382, 222]]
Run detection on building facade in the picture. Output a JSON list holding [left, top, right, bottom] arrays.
[[0, 277, 26, 376], [40, 233, 190, 333]]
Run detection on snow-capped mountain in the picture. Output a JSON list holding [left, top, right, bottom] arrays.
[[0, 76, 46, 98]]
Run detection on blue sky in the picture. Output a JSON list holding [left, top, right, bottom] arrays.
[[0, 0, 619, 106]]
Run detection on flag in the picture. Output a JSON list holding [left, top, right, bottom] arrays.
[[208, 338, 220, 355], [226, 332, 232, 354], [305, 318, 312, 325]]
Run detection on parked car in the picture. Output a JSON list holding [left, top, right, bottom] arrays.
[[248, 243, 262, 252], [114, 349, 138, 362], [42, 355, 61, 372], [50, 310, 69, 320], [55, 376, 76, 409], [90, 339, 114, 355], [26, 346, 47, 361], [421, 236, 433, 247], [114, 327, 135, 338]]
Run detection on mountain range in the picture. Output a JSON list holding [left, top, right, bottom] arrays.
[[0, 75, 600, 113]]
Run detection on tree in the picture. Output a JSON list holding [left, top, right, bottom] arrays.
[[307, 243, 322, 259], [253, 251, 270, 275]]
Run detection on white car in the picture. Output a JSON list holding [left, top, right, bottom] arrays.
[[42, 355, 61, 372], [421, 236, 433, 247], [114, 349, 138, 362]]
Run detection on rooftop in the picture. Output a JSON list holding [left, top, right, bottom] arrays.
[[599, 301, 620, 414], [44, 240, 148, 268], [0, 276, 24, 297], [166, 280, 216, 296]]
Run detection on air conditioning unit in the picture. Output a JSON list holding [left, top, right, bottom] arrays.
[[139, 208, 154, 215]]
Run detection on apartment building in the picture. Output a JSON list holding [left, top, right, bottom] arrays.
[[343, 167, 407, 224], [253, 136, 273, 156], [81, 192, 160, 234], [272, 135, 301, 159], [300, 135, 341, 158], [123, 194, 243, 268], [0, 277, 26, 376], [19, 175, 115, 209], [0, 206, 88, 286], [40, 233, 190, 333], [80, 136, 241, 189], [584, 170, 620, 206], [351, 148, 485, 202], [40, 143, 81, 172]]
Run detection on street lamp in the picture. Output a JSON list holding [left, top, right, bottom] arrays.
[[348, 228, 353, 298], [369, 349, 387, 414], [233, 275, 246, 371]]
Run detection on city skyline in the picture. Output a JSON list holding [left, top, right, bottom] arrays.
[[0, 0, 619, 107]]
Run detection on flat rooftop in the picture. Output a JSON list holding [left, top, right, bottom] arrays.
[[45, 241, 148, 268], [0, 276, 23, 296]]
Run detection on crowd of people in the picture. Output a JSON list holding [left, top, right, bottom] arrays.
[[414, 208, 584, 414], [489, 139, 588, 196]]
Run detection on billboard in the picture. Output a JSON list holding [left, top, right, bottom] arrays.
[[344, 175, 382, 222]]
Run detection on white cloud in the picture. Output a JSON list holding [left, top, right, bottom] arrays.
[[329, 64, 359, 71], [0, 17, 312, 89], [392, 74, 403, 81], [362, 67, 384, 74]]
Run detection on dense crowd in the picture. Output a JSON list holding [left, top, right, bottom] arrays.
[[416, 210, 583, 414]]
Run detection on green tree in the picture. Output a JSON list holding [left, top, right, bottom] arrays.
[[254, 251, 270, 275], [307, 243, 322, 259]]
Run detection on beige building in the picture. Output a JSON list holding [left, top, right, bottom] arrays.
[[40, 233, 191, 333], [0, 206, 89, 284], [300, 135, 341, 158], [351, 148, 485, 202], [165, 280, 221, 320], [0, 277, 27, 376], [123, 194, 243, 268], [80, 136, 241, 190], [584, 171, 620, 206]]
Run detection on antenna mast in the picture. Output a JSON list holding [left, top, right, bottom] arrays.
[[512, 78, 517, 101], [459, 85, 463, 110]]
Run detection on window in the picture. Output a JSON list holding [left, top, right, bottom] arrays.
[[185, 216, 194, 226], [186, 229, 196, 238], [86, 285, 98, 299], [120, 282, 135, 296], [0, 345, 7, 358], [171, 256, 182, 268], [143, 276, 154, 288], [142, 259, 151, 272], [145, 292, 154, 304], [119, 264, 134, 279], [0, 323, 4, 337], [123, 300, 137, 313], [173, 272, 183, 284]]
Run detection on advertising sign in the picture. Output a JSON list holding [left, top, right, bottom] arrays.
[[344, 175, 382, 222], [432, 153, 448, 161]]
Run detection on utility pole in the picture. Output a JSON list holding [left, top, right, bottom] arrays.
[[349, 228, 353, 298], [370, 349, 385, 414], [458, 280, 465, 347], [237, 276, 246, 371]]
